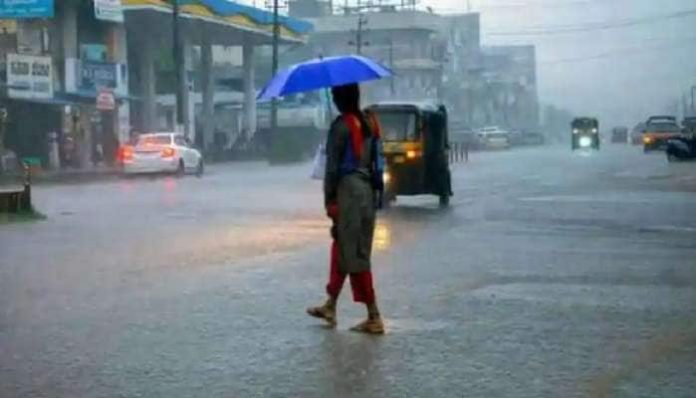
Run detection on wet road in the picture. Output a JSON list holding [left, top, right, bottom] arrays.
[[1, 145, 695, 397]]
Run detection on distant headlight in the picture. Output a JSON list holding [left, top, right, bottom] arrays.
[[383, 171, 391, 185], [572, 129, 579, 134]]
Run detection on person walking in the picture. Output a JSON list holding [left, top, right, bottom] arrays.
[[307, 83, 385, 334]]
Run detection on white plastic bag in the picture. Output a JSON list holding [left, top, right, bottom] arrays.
[[311, 143, 326, 180]]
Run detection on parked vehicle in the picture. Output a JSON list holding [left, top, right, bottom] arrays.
[[121, 133, 204, 176], [571, 117, 600, 150], [368, 101, 453, 207], [475, 126, 511, 149], [643, 115, 681, 152], [611, 126, 629, 143], [665, 136, 696, 161], [665, 117, 696, 161]]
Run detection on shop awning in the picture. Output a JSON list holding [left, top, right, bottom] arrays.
[[123, 0, 313, 44]]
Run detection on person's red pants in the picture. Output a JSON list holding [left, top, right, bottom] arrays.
[[326, 240, 375, 304]]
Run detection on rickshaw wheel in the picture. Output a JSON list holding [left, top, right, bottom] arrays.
[[439, 194, 450, 207]]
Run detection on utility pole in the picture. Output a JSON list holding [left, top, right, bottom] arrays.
[[349, 13, 369, 55], [270, 0, 280, 145], [172, 0, 185, 135], [691, 85, 696, 115]]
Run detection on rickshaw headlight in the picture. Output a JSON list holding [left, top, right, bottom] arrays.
[[579, 136, 592, 147], [572, 129, 579, 134], [592, 128, 598, 134], [406, 150, 418, 159]]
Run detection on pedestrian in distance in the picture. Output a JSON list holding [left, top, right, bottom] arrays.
[[307, 83, 386, 334]]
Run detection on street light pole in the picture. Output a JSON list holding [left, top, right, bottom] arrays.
[[691, 85, 696, 115], [270, 0, 280, 143], [172, 0, 185, 133]]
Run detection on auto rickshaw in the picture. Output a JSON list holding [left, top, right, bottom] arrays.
[[571, 117, 600, 150], [367, 101, 453, 206]]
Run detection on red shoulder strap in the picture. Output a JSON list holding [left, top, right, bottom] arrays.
[[343, 113, 364, 159]]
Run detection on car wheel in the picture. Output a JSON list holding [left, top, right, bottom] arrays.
[[176, 160, 185, 177], [195, 160, 204, 177]]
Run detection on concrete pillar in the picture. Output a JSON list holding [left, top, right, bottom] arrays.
[[108, 24, 130, 145], [178, 37, 194, 141], [200, 38, 215, 150], [138, 40, 156, 132], [61, 4, 78, 59], [242, 43, 257, 140]]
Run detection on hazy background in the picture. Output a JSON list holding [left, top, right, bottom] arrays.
[[428, 0, 696, 128]]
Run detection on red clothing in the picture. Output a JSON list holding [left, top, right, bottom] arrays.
[[326, 240, 375, 304]]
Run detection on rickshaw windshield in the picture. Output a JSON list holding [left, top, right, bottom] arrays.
[[377, 111, 419, 142], [572, 119, 598, 129]]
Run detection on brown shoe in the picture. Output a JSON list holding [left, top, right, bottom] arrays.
[[350, 317, 385, 335], [306, 304, 336, 327]]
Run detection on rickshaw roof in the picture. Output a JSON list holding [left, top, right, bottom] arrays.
[[572, 117, 598, 126], [368, 101, 444, 114]]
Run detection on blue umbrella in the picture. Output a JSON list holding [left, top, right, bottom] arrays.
[[257, 55, 393, 101]]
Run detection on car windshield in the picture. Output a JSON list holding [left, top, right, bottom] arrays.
[[137, 135, 172, 146], [376, 111, 418, 141], [646, 123, 680, 132]]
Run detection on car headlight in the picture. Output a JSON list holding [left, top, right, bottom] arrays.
[[579, 136, 592, 147]]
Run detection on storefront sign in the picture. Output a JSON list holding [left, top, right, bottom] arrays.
[[96, 89, 116, 111], [0, 0, 54, 19], [7, 53, 53, 99], [81, 61, 117, 91], [94, 0, 124, 23]]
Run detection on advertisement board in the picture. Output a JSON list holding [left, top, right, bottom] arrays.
[[7, 53, 53, 99], [0, 0, 54, 19], [94, 0, 124, 23], [80, 61, 117, 91]]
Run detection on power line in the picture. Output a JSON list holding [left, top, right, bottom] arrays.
[[538, 36, 696, 66], [486, 8, 696, 36]]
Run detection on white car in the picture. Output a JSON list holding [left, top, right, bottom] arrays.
[[122, 133, 204, 176], [476, 126, 511, 149]]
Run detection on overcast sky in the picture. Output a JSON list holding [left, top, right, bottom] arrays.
[[424, 0, 696, 127]]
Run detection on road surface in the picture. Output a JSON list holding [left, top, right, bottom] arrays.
[[1, 145, 695, 397]]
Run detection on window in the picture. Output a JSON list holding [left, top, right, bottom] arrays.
[[137, 135, 172, 146], [375, 111, 418, 142]]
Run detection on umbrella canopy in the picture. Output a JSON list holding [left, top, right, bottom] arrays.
[[257, 55, 392, 101]]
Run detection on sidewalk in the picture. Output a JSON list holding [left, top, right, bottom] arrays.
[[28, 165, 120, 185]]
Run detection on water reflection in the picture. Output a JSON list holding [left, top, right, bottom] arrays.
[[374, 221, 391, 251]]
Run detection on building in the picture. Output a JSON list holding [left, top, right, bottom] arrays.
[[0, 1, 129, 169], [123, 0, 312, 153], [286, 0, 481, 121], [478, 45, 539, 131]]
